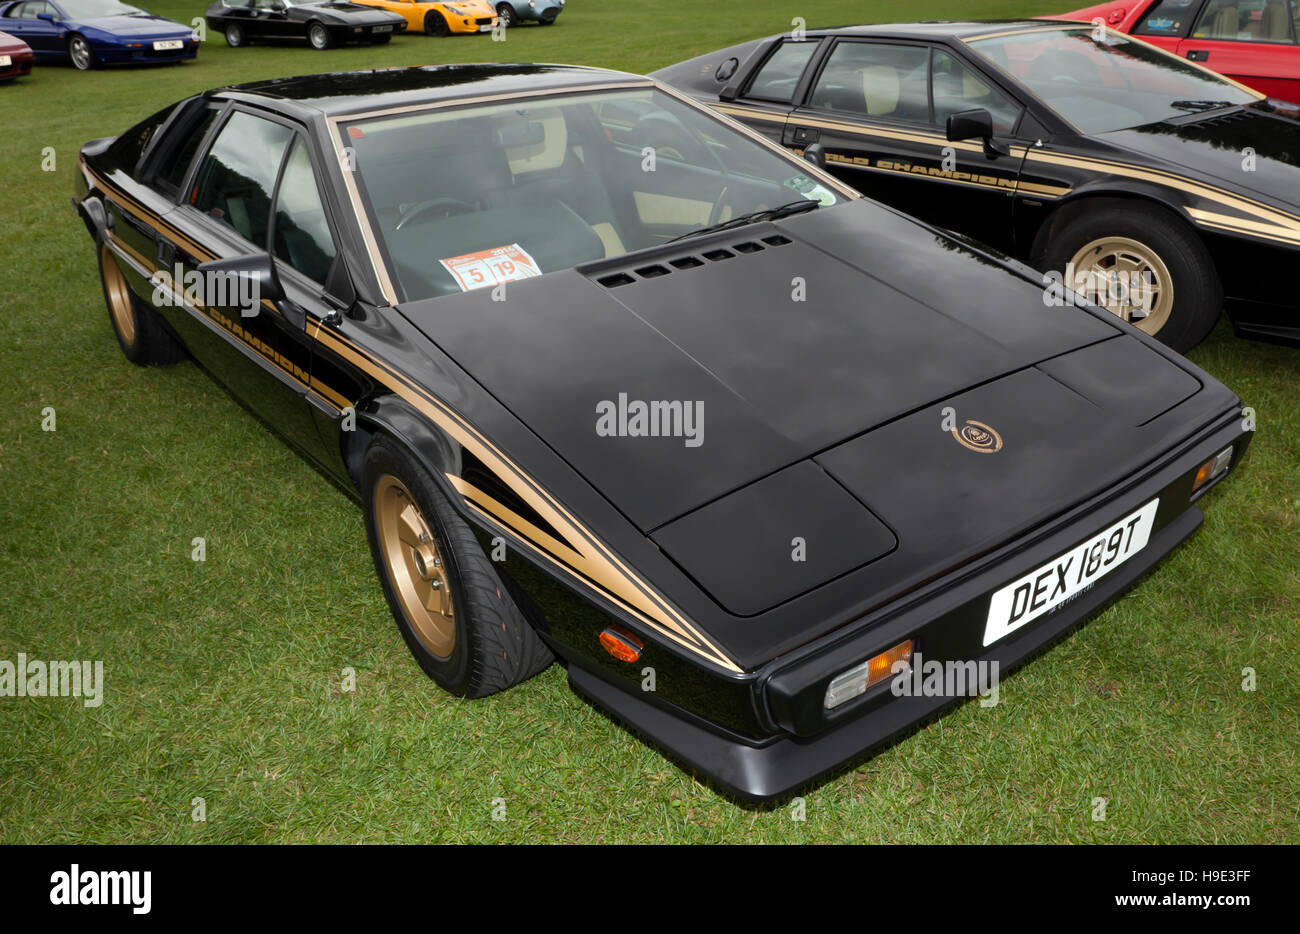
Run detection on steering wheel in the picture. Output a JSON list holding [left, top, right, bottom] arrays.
[[394, 198, 476, 231]]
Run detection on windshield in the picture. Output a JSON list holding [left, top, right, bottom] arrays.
[[340, 86, 847, 302], [56, 0, 143, 15], [967, 26, 1258, 134]]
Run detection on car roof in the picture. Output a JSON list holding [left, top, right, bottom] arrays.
[[802, 19, 1084, 39], [211, 63, 649, 119]]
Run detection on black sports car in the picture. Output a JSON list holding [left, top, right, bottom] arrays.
[[74, 64, 1251, 801], [205, 0, 405, 49], [653, 19, 1300, 351]]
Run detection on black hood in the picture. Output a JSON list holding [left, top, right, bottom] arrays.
[[397, 199, 1119, 534]]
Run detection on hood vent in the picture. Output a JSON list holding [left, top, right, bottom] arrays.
[[593, 233, 792, 289]]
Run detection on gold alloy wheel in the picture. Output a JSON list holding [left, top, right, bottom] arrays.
[[101, 242, 136, 346], [375, 475, 456, 658], [1066, 236, 1174, 336]]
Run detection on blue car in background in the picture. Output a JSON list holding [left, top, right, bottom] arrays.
[[493, 0, 562, 27], [0, 0, 197, 69]]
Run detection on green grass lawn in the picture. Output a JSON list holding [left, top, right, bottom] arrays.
[[1, 0, 1297, 843]]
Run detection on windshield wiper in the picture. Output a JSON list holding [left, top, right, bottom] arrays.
[[666, 199, 820, 244], [1169, 99, 1238, 113]]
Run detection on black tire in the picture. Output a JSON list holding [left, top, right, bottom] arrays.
[[425, 11, 449, 35], [494, 3, 514, 27], [224, 23, 246, 47], [1036, 199, 1222, 353], [67, 34, 96, 70], [98, 242, 185, 367], [363, 435, 552, 697], [307, 21, 333, 49], [538, 14, 554, 25]]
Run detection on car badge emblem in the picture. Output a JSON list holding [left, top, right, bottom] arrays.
[[952, 419, 1003, 453]]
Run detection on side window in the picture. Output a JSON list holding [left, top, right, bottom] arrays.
[[745, 40, 818, 103], [271, 136, 338, 286], [931, 49, 1024, 135], [1133, 0, 1201, 37], [192, 111, 293, 247], [155, 106, 220, 196], [1193, 0, 1297, 42], [809, 41, 930, 121]]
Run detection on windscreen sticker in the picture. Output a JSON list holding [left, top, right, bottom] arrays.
[[785, 173, 837, 207], [439, 244, 542, 293]]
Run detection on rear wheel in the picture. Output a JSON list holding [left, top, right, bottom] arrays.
[[67, 34, 95, 70], [425, 11, 449, 35], [1036, 200, 1221, 353], [224, 23, 246, 47], [308, 21, 332, 49], [99, 242, 184, 366], [494, 3, 514, 27], [363, 436, 552, 697]]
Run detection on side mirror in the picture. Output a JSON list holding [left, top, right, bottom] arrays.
[[195, 253, 303, 327], [802, 141, 826, 169], [946, 108, 1009, 158], [37, 11, 57, 21]]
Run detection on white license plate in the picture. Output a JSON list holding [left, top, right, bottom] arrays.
[[983, 499, 1159, 646], [153, 39, 183, 50], [478, 24, 492, 31], [373, 24, 392, 32], [0, 55, 11, 67]]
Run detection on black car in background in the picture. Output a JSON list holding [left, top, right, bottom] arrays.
[[206, 0, 405, 49], [653, 20, 1300, 351]]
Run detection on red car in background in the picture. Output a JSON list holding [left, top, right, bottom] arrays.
[[1060, 0, 1300, 101], [0, 28, 32, 80]]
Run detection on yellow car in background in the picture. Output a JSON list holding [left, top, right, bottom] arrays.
[[353, 0, 497, 35]]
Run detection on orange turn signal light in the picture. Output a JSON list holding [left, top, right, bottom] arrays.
[[1192, 446, 1233, 495], [825, 639, 915, 709], [599, 627, 643, 663]]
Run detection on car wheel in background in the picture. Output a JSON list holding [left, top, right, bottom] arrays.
[[1037, 200, 1222, 353], [224, 23, 246, 47], [99, 242, 184, 366], [308, 21, 332, 49], [426, 11, 450, 35], [67, 34, 95, 70], [363, 435, 553, 697], [495, 3, 515, 27]]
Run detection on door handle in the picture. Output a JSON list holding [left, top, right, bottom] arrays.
[[1186, 49, 1210, 62]]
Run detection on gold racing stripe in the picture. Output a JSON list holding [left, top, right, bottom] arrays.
[[710, 102, 1300, 242], [307, 320, 742, 671]]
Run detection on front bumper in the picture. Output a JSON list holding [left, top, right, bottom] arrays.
[[96, 40, 198, 64], [569, 409, 1252, 802]]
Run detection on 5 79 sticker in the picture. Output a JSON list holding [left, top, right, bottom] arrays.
[[439, 244, 541, 293]]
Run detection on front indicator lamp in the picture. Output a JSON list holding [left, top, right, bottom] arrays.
[[1192, 446, 1233, 496], [824, 639, 914, 709]]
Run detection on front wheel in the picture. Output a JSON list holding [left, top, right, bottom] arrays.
[[307, 21, 332, 49], [1036, 201, 1222, 353], [99, 241, 184, 366], [425, 11, 450, 35], [494, 3, 515, 27], [224, 23, 246, 47], [363, 436, 552, 697], [67, 34, 95, 70]]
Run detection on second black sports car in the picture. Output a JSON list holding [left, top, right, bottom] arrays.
[[205, 0, 405, 49], [653, 20, 1300, 351], [73, 64, 1251, 801]]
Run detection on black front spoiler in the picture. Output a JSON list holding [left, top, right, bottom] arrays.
[[569, 504, 1204, 803]]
